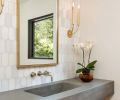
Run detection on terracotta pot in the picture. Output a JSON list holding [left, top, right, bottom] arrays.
[[79, 73, 93, 82]]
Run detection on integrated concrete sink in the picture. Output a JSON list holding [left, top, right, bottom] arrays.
[[25, 82, 80, 97], [0, 78, 114, 100]]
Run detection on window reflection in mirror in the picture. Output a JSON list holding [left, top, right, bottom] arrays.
[[28, 14, 54, 59]]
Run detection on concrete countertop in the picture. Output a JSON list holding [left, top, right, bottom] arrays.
[[0, 78, 114, 100]]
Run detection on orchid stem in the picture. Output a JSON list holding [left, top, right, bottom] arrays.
[[88, 48, 92, 63], [82, 49, 85, 67]]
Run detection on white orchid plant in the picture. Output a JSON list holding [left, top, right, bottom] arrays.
[[74, 41, 97, 74]]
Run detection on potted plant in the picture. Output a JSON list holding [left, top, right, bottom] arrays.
[[75, 41, 97, 82]]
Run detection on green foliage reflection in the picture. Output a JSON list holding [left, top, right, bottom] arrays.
[[34, 18, 53, 59]]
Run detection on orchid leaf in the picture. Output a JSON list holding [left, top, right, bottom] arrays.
[[77, 63, 85, 68], [87, 60, 97, 69], [76, 69, 82, 73], [87, 66, 95, 70]]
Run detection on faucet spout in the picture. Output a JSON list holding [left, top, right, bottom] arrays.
[[47, 74, 53, 82], [44, 71, 53, 82], [37, 71, 53, 82]]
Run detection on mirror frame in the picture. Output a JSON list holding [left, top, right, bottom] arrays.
[[16, 0, 59, 68], [0, 0, 4, 14]]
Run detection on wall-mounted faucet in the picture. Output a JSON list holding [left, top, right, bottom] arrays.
[[30, 72, 36, 78], [37, 71, 53, 82]]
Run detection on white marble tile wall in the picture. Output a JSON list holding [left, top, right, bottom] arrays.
[[0, 0, 76, 92]]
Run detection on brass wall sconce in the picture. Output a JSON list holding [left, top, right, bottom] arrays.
[[67, 0, 80, 38], [0, 0, 4, 14]]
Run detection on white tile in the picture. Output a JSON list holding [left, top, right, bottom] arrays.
[[26, 77, 32, 87], [11, 40, 16, 53], [0, 67, 5, 79], [15, 77, 27, 89], [18, 70, 24, 78], [2, 53, 9, 66], [9, 79, 15, 90], [15, 78, 22, 89], [0, 55, 2, 66], [4, 14, 12, 28], [2, 27, 8, 40], [1, 80, 9, 91], [8, 1, 16, 15], [9, 28, 15, 40], [0, 80, 2, 92], [5, 40, 16, 53], [20, 78, 27, 87], [23, 70, 29, 77], [31, 77, 38, 86], [0, 15, 5, 26], [3, 0, 9, 14], [0, 40, 5, 53], [8, 54, 16, 66], [11, 67, 18, 78], [12, 15, 16, 28], [5, 67, 12, 79]]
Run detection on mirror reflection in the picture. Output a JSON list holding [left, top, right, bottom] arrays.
[[17, 0, 58, 68], [28, 13, 54, 59]]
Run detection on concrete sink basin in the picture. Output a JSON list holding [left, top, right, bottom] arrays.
[[25, 82, 79, 97], [0, 78, 114, 100]]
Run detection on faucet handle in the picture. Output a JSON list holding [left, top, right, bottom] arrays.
[[44, 71, 53, 82], [43, 71, 50, 75], [37, 71, 42, 76], [30, 72, 36, 78]]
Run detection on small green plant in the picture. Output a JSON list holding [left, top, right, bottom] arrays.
[[75, 41, 97, 74], [76, 60, 97, 74]]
